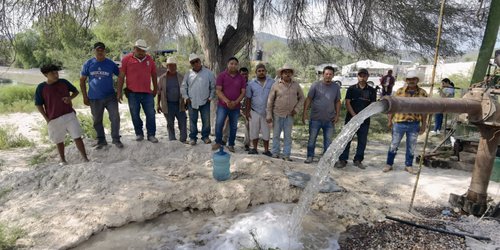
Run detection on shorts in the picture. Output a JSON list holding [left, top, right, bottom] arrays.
[[48, 112, 83, 144], [249, 110, 270, 141]]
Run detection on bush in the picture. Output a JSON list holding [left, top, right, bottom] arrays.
[[0, 85, 36, 113], [0, 223, 24, 249], [0, 126, 34, 149]]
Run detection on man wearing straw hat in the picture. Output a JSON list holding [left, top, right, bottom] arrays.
[[383, 70, 428, 174], [157, 57, 187, 143], [266, 63, 305, 161], [117, 39, 159, 143]]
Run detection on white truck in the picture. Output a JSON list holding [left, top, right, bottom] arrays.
[[333, 72, 380, 88]]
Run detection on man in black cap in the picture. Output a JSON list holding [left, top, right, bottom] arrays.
[[80, 42, 123, 149], [336, 68, 377, 169]]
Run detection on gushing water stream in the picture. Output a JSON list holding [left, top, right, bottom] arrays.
[[289, 101, 388, 237]]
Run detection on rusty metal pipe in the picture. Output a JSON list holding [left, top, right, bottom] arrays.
[[381, 96, 482, 115]]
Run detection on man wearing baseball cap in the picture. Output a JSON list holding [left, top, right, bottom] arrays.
[[383, 70, 428, 174], [117, 39, 159, 143], [157, 57, 187, 142], [80, 42, 123, 149]]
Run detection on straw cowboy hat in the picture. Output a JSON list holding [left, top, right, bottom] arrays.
[[277, 63, 295, 75], [405, 70, 420, 81], [133, 39, 150, 51], [189, 53, 201, 62], [162, 57, 177, 67]]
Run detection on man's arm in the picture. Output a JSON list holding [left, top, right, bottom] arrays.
[[388, 113, 394, 129], [151, 71, 158, 97], [116, 72, 125, 103], [79, 76, 89, 106], [209, 72, 216, 101], [245, 98, 251, 119], [420, 115, 427, 135], [334, 99, 341, 123], [292, 85, 305, 116], [36, 105, 49, 123], [302, 97, 311, 124], [266, 86, 276, 122], [216, 86, 231, 107], [345, 99, 355, 116]]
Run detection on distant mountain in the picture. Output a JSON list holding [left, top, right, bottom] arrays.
[[254, 32, 287, 45]]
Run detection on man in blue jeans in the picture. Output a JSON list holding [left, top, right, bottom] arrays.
[[383, 70, 428, 174], [80, 42, 123, 149], [212, 57, 246, 152], [117, 39, 158, 143], [302, 66, 341, 164], [181, 53, 216, 145], [336, 68, 377, 169]]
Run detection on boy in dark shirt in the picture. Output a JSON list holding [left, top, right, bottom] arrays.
[[35, 64, 89, 164]]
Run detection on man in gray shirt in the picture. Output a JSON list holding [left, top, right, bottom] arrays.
[[302, 66, 341, 163], [181, 53, 216, 145]]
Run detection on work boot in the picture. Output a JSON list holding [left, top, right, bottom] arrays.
[[136, 135, 144, 141], [147, 136, 159, 143], [203, 138, 212, 144], [227, 146, 235, 153], [248, 148, 258, 155], [112, 140, 124, 149], [263, 151, 273, 157], [212, 143, 221, 151], [304, 157, 313, 164], [334, 160, 347, 168], [405, 166, 417, 175], [383, 165, 393, 172], [354, 160, 366, 169], [190, 140, 197, 146], [283, 156, 293, 161]]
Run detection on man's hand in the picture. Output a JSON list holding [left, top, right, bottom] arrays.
[[83, 96, 90, 106], [227, 100, 236, 109], [62, 97, 72, 105], [152, 89, 158, 98], [302, 113, 307, 125], [117, 90, 123, 104], [245, 110, 251, 120], [157, 106, 162, 113], [185, 98, 191, 106], [266, 118, 272, 124], [333, 115, 339, 124], [388, 120, 393, 129], [291, 110, 297, 116]]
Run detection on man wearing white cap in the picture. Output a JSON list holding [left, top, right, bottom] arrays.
[[157, 57, 187, 142], [181, 53, 216, 145], [266, 64, 305, 161], [383, 70, 428, 174], [117, 39, 159, 143]]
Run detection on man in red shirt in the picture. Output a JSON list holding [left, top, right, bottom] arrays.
[[117, 39, 159, 143]]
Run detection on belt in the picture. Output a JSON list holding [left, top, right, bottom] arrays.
[[397, 120, 419, 123]]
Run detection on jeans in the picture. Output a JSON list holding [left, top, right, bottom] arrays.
[[215, 106, 240, 146], [89, 94, 121, 143], [434, 113, 443, 132], [306, 120, 334, 158], [386, 121, 420, 167], [272, 115, 294, 157], [128, 92, 156, 137], [164, 101, 187, 142], [188, 102, 211, 141], [340, 121, 369, 162]]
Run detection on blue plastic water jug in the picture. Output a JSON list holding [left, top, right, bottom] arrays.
[[212, 146, 231, 181]]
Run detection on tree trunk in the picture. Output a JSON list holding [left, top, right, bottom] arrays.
[[187, 0, 254, 74]]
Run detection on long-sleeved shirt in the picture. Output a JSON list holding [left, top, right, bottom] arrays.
[[266, 79, 304, 120], [181, 67, 216, 109]]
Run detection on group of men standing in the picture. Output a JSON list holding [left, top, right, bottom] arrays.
[[35, 38, 428, 175]]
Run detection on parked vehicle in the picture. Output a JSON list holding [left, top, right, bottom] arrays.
[[333, 72, 380, 88]]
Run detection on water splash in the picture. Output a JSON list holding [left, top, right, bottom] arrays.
[[289, 101, 388, 237]]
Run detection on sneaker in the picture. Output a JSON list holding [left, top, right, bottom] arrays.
[[95, 140, 108, 149], [228, 146, 235, 153], [272, 153, 280, 158], [112, 141, 124, 148], [190, 140, 197, 146], [430, 130, 437, 135], [405, 166, 417, 175], [147, 136, 159, 143], [304, 157, 313, 164], [354, 160, 366, 169], [383, 165, 393, 172], [212, 143, 221, 151], [244, 145, 250, 151], [248, 148, 258, 155], [136, 135, 144, 141], [334, 160, 347, 168], [283, 156, 293, 161], [203, 138, 212, 144], [263, 151, 273, 157], [436, 130, 441, 135]]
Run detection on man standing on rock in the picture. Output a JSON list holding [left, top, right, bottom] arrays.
[[212, 57, 246, 152], [157, 57, 187, 143], [267, 64, 305, 161], [117, 39, 158, 143], [245, 64, 275, 156], [336, 68, 377, 169], [181, 53, 216, 145], [35, 64, 89, 164], [80, 42, 123, 149], [383, 70, 428, 174], [303, 66, 341, 164]]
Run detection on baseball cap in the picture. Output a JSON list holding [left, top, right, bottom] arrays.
[[93, 42, 106, 50]]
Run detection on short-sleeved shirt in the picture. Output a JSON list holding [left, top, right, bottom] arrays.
[[120, 53, 156, 93], [216, 70, 246, 109], [393, 86, 428, 122], [345, 83, 377, 122], [308, 81, 341, 122], [166, 75, 180, 102], [81, 58, 119, 100], [246, 77, 275, 117], [35, 79, 77, 121]]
